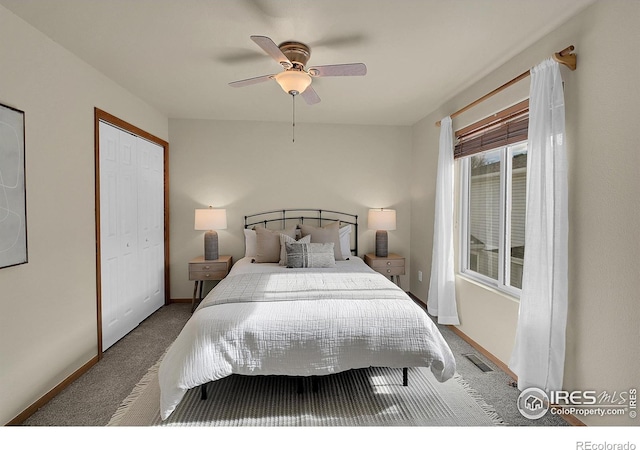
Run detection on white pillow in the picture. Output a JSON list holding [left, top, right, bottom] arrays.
[[279, 233, 311, 265], [244, 229, 257, 258], [339, 225, 352, 259]]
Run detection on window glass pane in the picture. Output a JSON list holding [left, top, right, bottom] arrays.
[[509, 143, 527, 288], [468, 149, 501, 281]]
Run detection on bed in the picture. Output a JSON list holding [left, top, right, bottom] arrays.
[[158, 209, 456, 420]]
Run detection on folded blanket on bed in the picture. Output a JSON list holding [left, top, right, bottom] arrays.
[[198, 272, 405, 307]]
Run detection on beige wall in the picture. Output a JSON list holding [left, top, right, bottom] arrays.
[[0, 6, 168, 424], [410, 0, 640, 426], [168, 119, 412, 299]]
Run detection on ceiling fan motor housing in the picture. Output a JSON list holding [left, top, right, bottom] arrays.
[[279, 41, 311, 67]]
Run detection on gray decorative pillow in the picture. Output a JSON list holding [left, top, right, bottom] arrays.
[[286, 242, 336, 268], [299, 222, 344, 261], [255, 226, 297, 263], [279, 233, 311, 266]]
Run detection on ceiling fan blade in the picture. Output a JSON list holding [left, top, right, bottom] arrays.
[[250, 35, 291, 68], [310, 34, 367, 49], [228, 74, 274, 88], [216, 49, 265, 64], [308, 63, 367, 77], [301, 86, 321, 105]]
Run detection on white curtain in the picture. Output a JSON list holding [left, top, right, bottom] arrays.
[[509, 59, 568, 393], [427, 116, 460, 325]]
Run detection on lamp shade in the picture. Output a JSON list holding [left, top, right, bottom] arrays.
[[368, 209, 396, 231], [194, 208, 227, 231], [274, 70, 312, 95]]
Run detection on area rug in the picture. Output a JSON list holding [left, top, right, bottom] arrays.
[[108, 357, 506, 426]]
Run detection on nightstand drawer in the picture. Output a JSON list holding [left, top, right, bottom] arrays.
[[189, 267, 228, 281], [374, 266, 405, 276], [190, 261, 227, 272], [368, 259, 405, 269]]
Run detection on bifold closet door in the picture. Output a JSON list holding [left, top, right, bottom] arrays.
[[99, 121, 164, 351], [136, 137, 165, 320]]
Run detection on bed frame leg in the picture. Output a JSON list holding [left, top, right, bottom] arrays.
[[200, 383, 208, 400], [403, 368, 408, 387], [297, 377, 304, 394]]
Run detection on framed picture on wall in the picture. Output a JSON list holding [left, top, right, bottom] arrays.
[[0, 102, 27, 269]]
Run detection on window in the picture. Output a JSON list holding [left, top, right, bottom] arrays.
[[460, 142, 527, 295], [457, 100, 529, 296]]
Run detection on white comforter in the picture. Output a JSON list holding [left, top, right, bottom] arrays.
[[158, 257, 456, 420]]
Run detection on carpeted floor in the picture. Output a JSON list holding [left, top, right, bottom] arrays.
[[21, 301, 568, 427], [21, 303, 192, 427]]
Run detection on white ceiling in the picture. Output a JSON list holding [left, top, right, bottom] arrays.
[[1, 0, 595, 126]]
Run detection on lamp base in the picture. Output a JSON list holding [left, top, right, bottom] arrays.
[[204, 230, 219, 261], [375, 230, 388, 257]]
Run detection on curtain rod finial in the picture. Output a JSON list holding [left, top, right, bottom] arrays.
[[553, 45, 576, 70]]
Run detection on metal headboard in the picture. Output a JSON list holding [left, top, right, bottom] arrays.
[[244, 209, 358, 256]]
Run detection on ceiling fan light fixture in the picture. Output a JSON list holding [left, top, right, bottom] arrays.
[[274, 70, 311, 95]]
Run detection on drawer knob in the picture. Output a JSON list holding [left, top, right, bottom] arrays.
[[387, 261, 391, 265], [387, 269, 391, 273], [204, 265, 210, 269], [205, 274, 210, 277]]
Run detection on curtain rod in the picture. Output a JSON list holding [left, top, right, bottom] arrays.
[[435, 45, 576, 127]]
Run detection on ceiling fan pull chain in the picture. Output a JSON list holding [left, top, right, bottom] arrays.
[[292, 93, 296, 143]]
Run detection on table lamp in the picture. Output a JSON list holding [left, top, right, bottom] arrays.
[[368, 209, 396, 257], [195, 207, 227, 260]]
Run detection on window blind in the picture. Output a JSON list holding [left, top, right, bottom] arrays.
[[454, 99, 529, 159]]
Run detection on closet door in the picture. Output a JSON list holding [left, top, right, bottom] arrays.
[[137, 138, 165, 320], [99, 121, 165, 350], [99, 122, 120, 349], [100, 122, 139, 350]]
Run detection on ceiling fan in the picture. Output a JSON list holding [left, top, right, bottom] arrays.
[[229, 35, 367, 105]]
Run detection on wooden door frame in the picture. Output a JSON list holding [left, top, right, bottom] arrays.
[[94, 108, 170, 357]]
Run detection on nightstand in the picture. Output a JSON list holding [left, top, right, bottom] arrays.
[[189, 255, 232, 312], [364, 253, 405, 287]]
